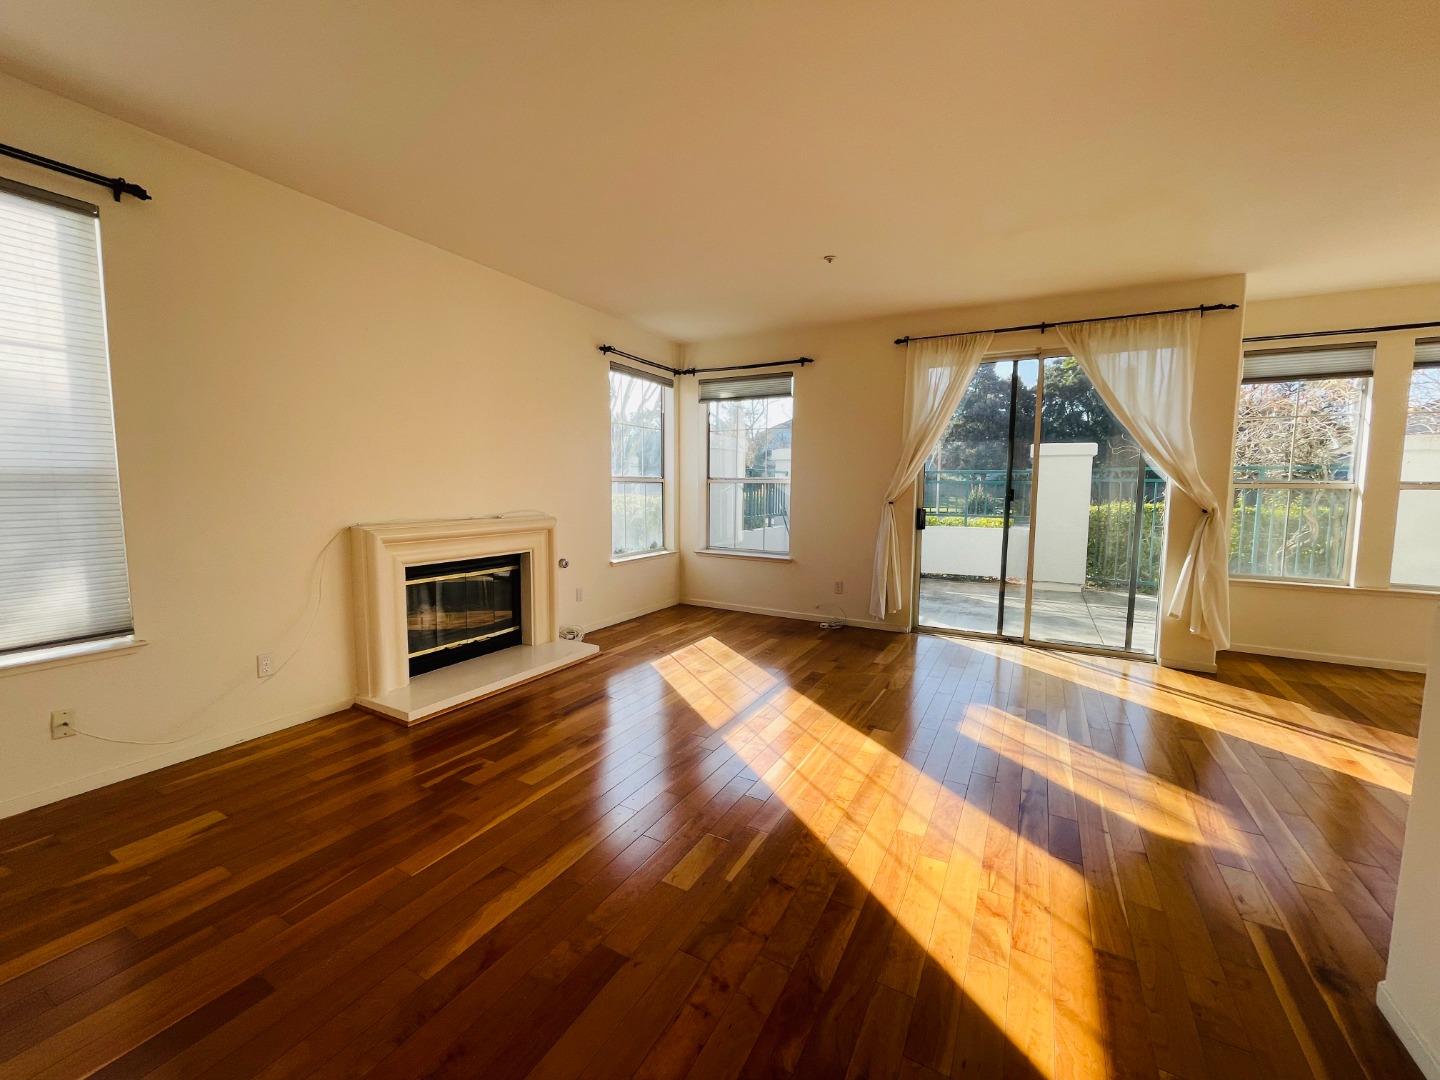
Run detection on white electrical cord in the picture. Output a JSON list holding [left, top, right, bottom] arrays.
[[67, 512, 564, 748], [815, 603, 847, 630], [68, 509, 562, 747], [70, 530, 346, 747]]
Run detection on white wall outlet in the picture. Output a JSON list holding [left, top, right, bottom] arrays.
[[575, 587, 584, 603], [834, 580, 844, 595], [256, 653, 274, 678], [50, 709, 76, 739]]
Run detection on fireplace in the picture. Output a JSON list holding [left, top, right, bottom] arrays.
[[350, 514, 597, 726], [405, 554, 522, 677]]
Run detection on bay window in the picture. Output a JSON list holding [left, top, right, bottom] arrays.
[[1229, 345, 1372, 583], [702, 373, 793, 555], [1390, 339, 1440, 588], [609, 362, 669, 557]]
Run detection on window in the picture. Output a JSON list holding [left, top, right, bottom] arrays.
[[1391, 339, 1440, 588], [703, 373, 793, 555], [1230, 345, 1372, 582], [0, 179, 133, 657], [609, 362, 669, 557]]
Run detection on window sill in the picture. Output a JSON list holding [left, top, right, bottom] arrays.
[[695, 548, 793, 563], [1231, 578, 1440, 599], [0, 634, 147, 678], [610, 549, 677, 566]]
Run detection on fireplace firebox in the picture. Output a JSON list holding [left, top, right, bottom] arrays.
[[405, 553, 523, 677]]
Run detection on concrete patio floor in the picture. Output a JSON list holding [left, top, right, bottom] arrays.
[[919, 576, 1158, 654]]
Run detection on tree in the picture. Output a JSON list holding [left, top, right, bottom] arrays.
[[931, 362, 1023, 470], [1407, 367, 1440, 435], [1232, 378, 1361, 480], [930, 356, 1134, 472]]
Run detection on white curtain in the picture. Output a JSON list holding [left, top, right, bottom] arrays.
[[869, 332, 994, 618], [1058, 311, 1230, 649]]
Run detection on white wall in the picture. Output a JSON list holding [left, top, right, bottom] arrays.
[[1029, 442, 1098, 589], [921, 442, 1098, 586], [1231, 284, 1440, 671], [0, 73, 680, 817], [679, 275, 1246, 670], [922, 525, 1020, 582], [1378, 609, 1440, 1077]]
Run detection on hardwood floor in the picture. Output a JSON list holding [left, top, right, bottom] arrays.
[[0, 605, 1425, 1078]]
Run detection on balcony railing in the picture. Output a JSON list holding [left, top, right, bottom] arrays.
[[921, 465, 1167, 591], [1230, 485, 1351, 582]]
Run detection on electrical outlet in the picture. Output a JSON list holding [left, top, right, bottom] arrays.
[[575, 587, 584, 603], [256, 653, 274, 678], [834, 580, 844, 595], [50, 709, 76, 739]]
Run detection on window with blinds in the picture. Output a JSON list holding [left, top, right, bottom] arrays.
[[702, 372, 794, 555], [1230, 343, 1373, 583], [609, 361, 670, 558], [0, 179, 133, 657], [1391, 338, 1440, 588]]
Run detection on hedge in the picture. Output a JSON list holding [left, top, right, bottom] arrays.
[[926, 502, 1165, 589], [925, 514, 1006, 529]]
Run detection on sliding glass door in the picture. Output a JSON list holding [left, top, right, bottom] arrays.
[[1026, 357, 1165, 655], [915, 353, 1165, 657], [915, 357, 1036, 639]]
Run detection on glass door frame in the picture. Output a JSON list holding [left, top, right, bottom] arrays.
[[911, 346, 1165, 662], [911, 350, 1039, 643]]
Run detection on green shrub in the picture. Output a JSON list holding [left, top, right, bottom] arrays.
[[925, 514, 1006, 529], [1087, 501, 1164, 588]]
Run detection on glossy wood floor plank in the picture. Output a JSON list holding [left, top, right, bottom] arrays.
[[0, 605, 1425, 1078]]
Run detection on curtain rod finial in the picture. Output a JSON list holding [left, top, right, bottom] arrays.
[[894, 337, 909, 346]]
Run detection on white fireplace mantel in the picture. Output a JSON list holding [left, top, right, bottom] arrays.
[[349, 513, 596, 725]]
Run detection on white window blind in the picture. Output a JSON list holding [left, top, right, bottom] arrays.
[[698, 372, 794, 401], [609, 359, 673, 388], [0, 179, 133, 655], [1242, 343, 1375, 381]]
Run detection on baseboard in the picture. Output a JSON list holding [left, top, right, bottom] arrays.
[[679, 596, 902, 632], [0, 696, 354, 821], [1161, 658, 1218, 674], [1226, 642, 1427, 673], [1377, 980, 1440, 1079], [581, 597, 679, 635]]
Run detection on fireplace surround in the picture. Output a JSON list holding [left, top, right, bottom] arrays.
[[350, 514, 597, 725]]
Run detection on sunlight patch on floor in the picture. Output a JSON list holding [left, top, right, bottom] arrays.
[[651, 635, 1132, 1078], [956, 636, 1415, 794]]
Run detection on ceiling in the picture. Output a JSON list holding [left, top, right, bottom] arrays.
[[2, 1, 1438, 340]]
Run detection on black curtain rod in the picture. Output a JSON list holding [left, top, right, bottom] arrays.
[[598, 344, 682, 377], [1243, 319, 1440, 344], [685, 357, 813, 376], [0, 141, 151, 202], [599, 344, 814, 377], [893, 302, 1238, 346]]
